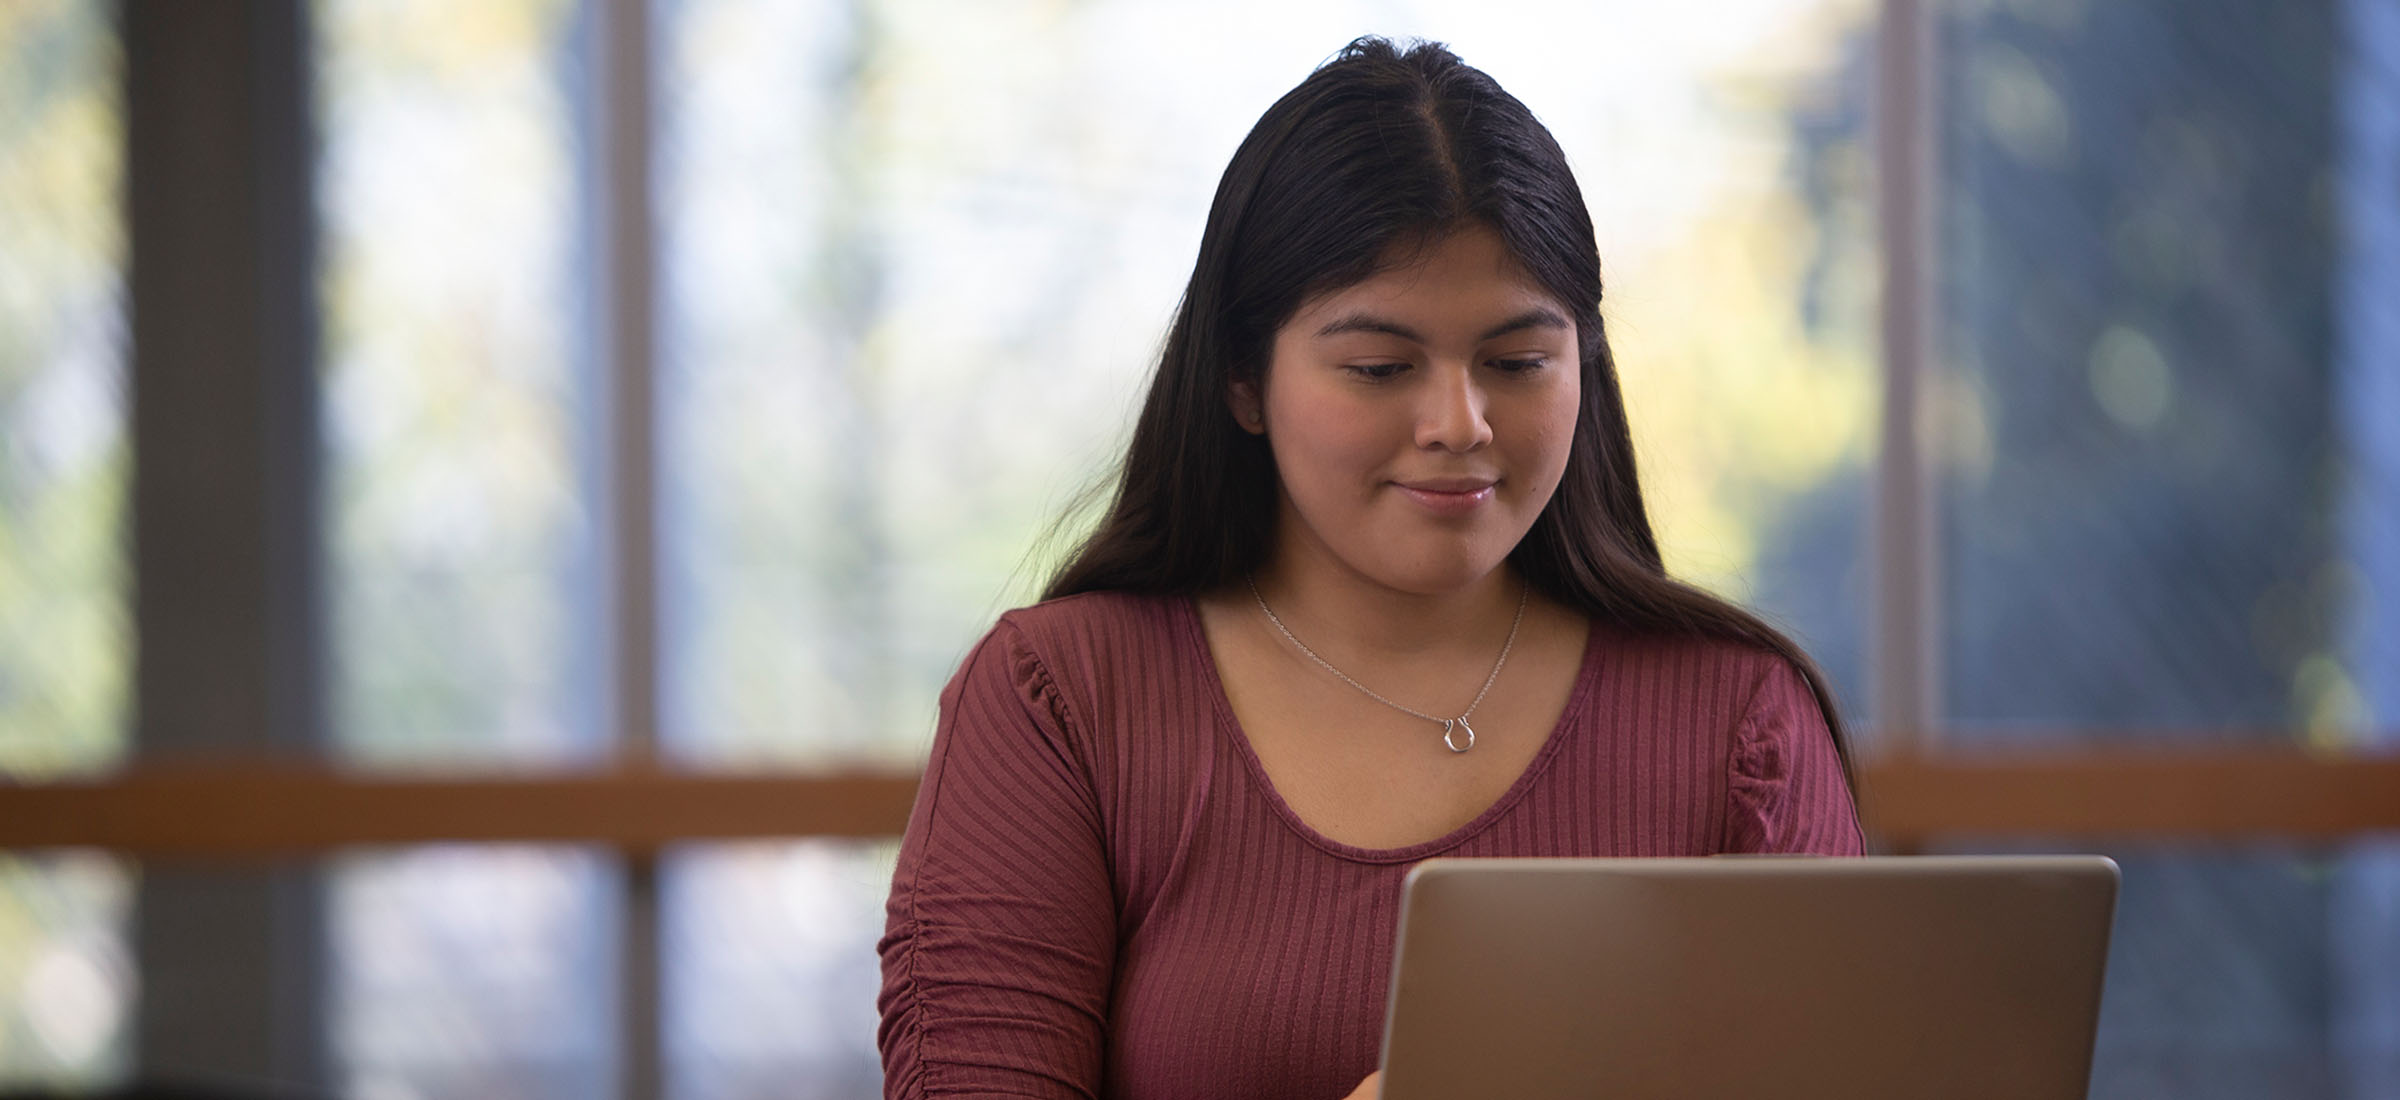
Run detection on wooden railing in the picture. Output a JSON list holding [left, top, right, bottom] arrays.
[[4, 746, 2395, 858]]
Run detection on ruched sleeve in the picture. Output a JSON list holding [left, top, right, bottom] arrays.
[[1722, 658, 1866, 855], [878, 621, 1116, 1099]]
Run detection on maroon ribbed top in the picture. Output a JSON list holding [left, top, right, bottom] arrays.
[[878, 591, 1863, 1100]]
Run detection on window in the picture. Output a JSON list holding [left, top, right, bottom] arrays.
[[0, 0, 130, 1087], [1929, 0, 2400, 1089], [316, 1, 613, 1094], [2, 1, 2393, 1097]]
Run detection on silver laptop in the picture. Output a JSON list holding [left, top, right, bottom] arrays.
[[1379, 855, 2119, 1100]]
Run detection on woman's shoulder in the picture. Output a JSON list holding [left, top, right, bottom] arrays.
[[994, 588, 1188, 647], [1581, 618, 1810, 725], [979, 589, 1197, 690]]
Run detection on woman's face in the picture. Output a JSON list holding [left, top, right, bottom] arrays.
[[1236, 224, 1582, 595]]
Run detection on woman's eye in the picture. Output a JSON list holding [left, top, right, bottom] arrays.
[[1348, 361, 1409, 380], [1489, 357, 1549, 373]]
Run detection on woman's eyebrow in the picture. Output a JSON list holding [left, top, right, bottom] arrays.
[[1314, 312, 1424, 341], [1477, 307, 1570, 341], [1313, 307, 1570, 343]]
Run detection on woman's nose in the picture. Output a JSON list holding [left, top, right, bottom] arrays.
[[1414, 363, 1493, 452]]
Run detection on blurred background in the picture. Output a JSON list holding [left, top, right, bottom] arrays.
[[0, 0, 2395, 1097]]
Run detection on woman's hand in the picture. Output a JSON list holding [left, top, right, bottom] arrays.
[[1339, 1070, 1382, 1100]]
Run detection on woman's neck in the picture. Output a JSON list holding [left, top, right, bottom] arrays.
[[1249, 541, 1524, 666]]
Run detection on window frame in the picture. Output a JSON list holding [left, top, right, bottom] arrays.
[[4, 0, 2397, 1097]]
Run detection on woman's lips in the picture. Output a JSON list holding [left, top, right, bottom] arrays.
[[1394, 479, 1497, 516]]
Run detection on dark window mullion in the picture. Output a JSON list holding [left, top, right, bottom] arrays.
[[125, 0, 325, 1090], [574, 0, 663, 1095], [1874, 0, 1943, 755]]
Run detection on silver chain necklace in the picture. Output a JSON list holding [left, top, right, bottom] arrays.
[[1247, 575, 1528, 753]]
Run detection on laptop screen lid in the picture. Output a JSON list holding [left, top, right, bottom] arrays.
[[1378, 855, 2119, 1100]]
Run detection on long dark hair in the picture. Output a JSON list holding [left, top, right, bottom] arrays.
[[1042, 37, 1856, 787]]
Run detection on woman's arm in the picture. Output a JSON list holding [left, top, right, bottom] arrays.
[[1722, 657, 1866, 855], [879, 621, 1117, 1099]]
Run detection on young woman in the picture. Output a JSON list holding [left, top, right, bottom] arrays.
[[877, 37, 1863, 1100]]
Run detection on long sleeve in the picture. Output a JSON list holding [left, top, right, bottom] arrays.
[[1722, 657, 1866, 855], [878, 621, 1117, 1099]]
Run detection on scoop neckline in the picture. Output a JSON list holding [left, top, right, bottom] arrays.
[[1174, 593, 1603, 865]]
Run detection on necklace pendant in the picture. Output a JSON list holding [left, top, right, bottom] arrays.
[[1442, 717, 1475, 753]]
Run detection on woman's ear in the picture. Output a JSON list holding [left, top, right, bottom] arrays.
[[1227, 377, 1266, 435]]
